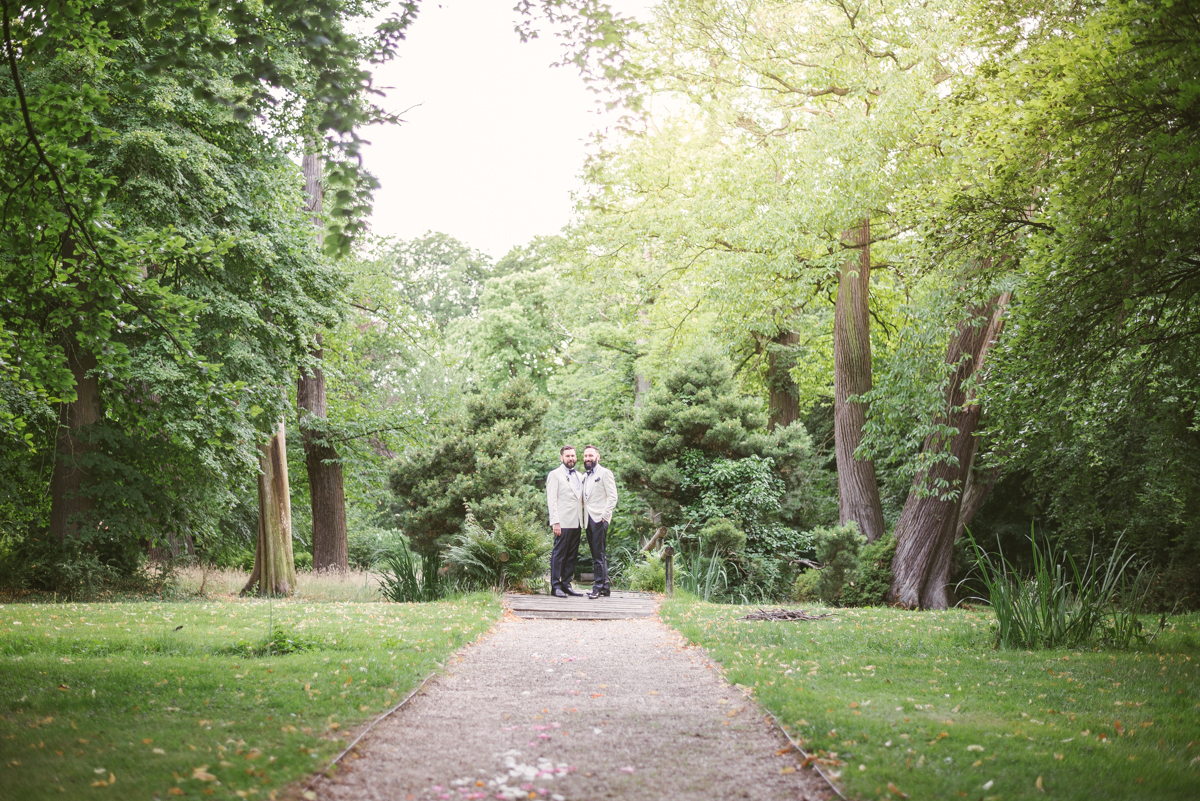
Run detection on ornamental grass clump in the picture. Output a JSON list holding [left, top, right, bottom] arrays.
[[965, 527, 1158, 649], [444, 511, 551, 591], [376, 536, 444, 603]]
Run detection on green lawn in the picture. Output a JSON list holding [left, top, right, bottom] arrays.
[[0, 594, 501, 800], [661, 598, 1200, 801]]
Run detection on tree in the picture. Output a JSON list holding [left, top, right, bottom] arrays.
[[887, 291, 1010, 608], [626, 350, 833, 532], [389, 379, 548, 555], [297, 153, 349, 573], [0, 0, 413, 555], [573, 0, 980, 544]]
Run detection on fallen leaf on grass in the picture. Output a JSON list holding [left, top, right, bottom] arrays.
[[887, 782, 908, 798], [967, 745, 984, 752], [153, 749, 166, 755], [192, 766, 217, 782], [167, 788, 184, 796], [1037, 775, 1044, 791]]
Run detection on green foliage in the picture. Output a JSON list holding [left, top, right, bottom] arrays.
[[376, 537, 444, 603], [627, 351, 830, 598], [293, 551, 313, 572], [389, 378, 548, 554], [792, 569, 820, 602], [811, 523, 866, 607], [698, 517, 745, 556], [842, 535, 897, 608], [346, 526, 408, 570], [443, 512, 552, 591], [627, 553, 666, 593], [0, 531, 151, 599]]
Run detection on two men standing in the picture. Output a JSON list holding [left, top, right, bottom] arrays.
[[546, 445, 618, 599]]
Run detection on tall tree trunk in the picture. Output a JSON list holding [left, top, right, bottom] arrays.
[[242, 419, 296, 596], [298, 152, 349, 572], [955, 463, 1001, 541], [298, 339, 348, 572], [889, 292, 1012, 609], [48, 341, 100, 541], [833, 219, 885, 542], [768, 329, 800, 431]]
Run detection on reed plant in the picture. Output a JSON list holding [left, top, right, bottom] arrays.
[[964, 527, 1157, 649], [677, 544, 728, 602], [376, 538, 444, 602]]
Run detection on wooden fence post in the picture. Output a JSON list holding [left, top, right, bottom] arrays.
[[663, 544, 674, 597]]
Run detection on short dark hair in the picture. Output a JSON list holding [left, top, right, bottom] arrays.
[[560, 445, 576, 455], [583, 445, 599, 454]]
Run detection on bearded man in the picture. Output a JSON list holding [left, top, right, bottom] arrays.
[[581, 445, 618, 599], [546, 445, 584, 598]]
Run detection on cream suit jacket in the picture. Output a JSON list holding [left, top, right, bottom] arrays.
[[582, 464, 618, 524], [546, 465, 585, 529]]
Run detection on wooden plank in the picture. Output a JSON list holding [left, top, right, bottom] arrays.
[[503, 591, 658, 620], [509, 610, 653, 620]]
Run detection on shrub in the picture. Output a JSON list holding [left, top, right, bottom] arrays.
[[347, 527, 407, 569], [792, 570, 820, 602], [293, 551, 313, 571], [627, 554, 666, 593], [698, 517, 746, 555], [444, 511, 551, 591], [811, 523, 865, 606], [842, 535, 896, 607]]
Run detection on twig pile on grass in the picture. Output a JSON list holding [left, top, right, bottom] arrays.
[[737, 608, 835, 621]]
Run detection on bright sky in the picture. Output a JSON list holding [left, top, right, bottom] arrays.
[[361, 0, 650, 259]]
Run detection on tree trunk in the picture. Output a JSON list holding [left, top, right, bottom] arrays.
[[48, 342, 100, 541], [298, 152, 349, 572], [955, 463, 1001, 541], [767, 329, 800, 431], [242, 419, 296, 596], [298, 340, 349, 572], [833, 219, 885, 542], [889, 292, 1012, 609]]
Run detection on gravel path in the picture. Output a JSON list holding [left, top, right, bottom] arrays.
[[308, 614, 833, 801]]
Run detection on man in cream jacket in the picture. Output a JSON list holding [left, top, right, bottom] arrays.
[[546, 445, 585, 597], [581, 445, 618, 599]]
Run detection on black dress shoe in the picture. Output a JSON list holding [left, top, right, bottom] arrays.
[[587, 587, 610, 599], [551, 588, 569, 598], [563, 587, 584, 597]]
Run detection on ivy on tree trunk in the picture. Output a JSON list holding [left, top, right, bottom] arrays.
[[889, 292, 1011, 609], [833, 219, 885, 543]]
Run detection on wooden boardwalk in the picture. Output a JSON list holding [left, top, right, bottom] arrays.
[[503, 589, 659, 620]]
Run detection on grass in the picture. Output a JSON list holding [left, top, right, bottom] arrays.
[[170, 566, 387, 603], [0, 592, 501, 800], [661, 597, 1200, 801]]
